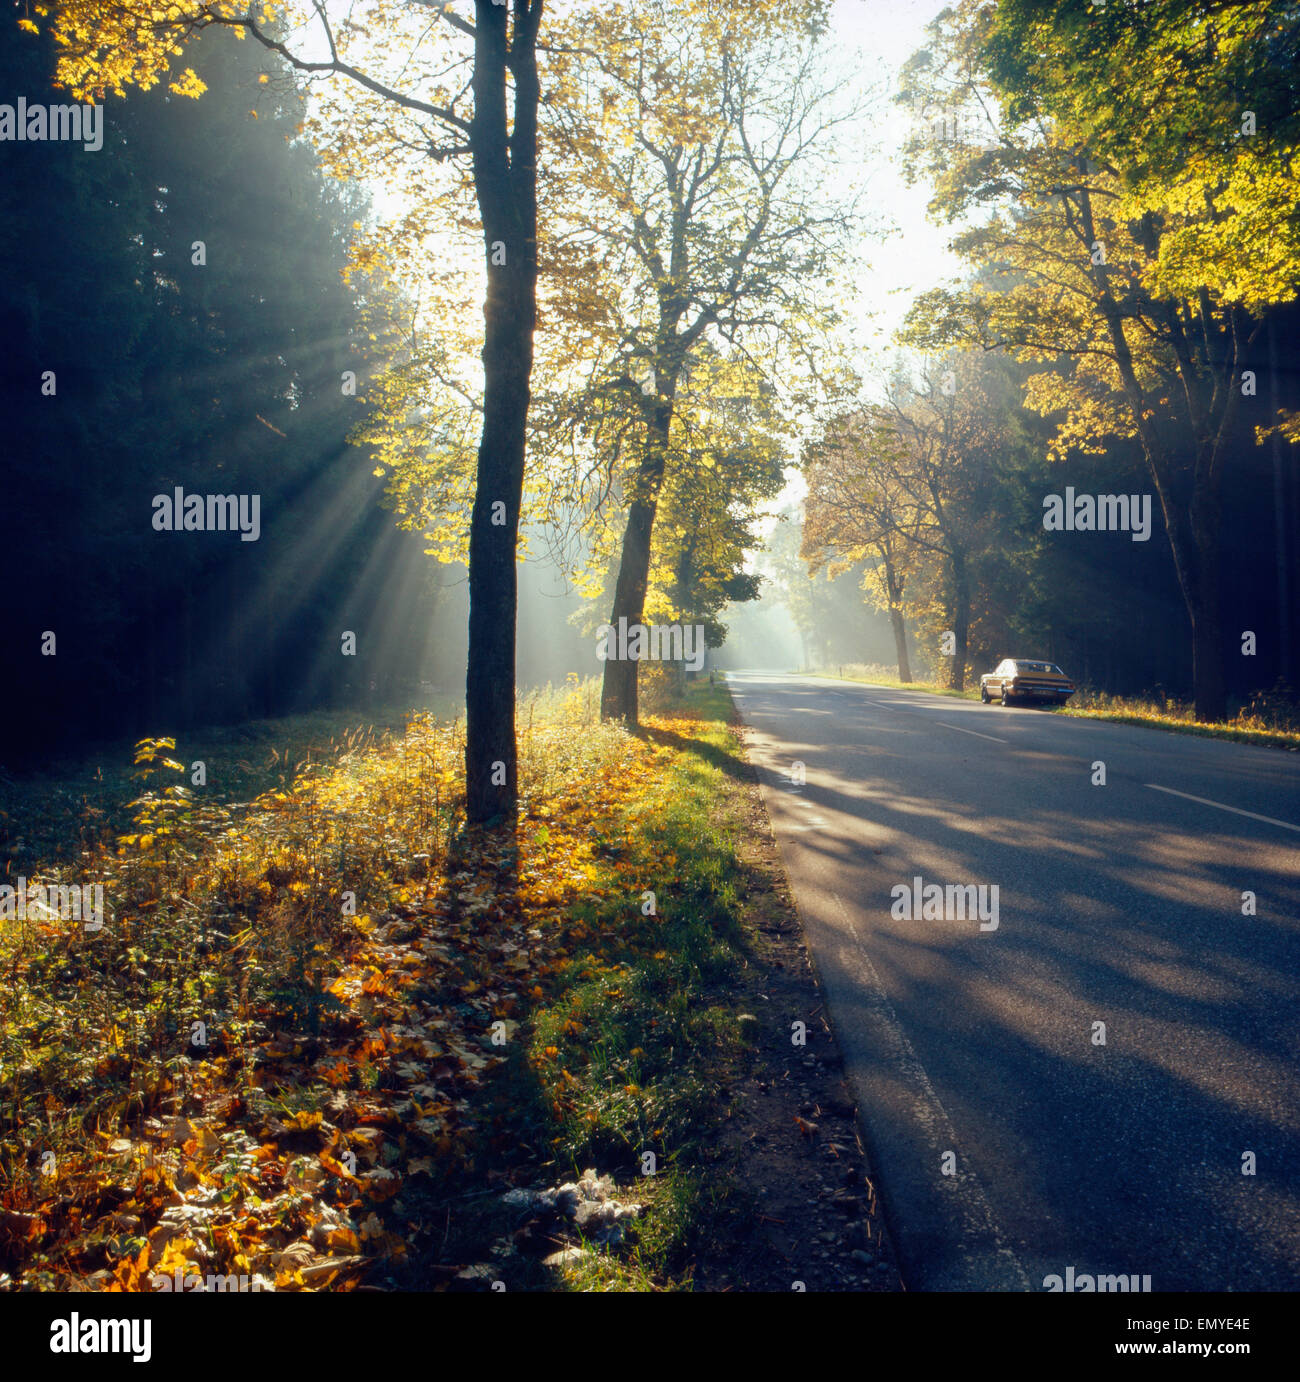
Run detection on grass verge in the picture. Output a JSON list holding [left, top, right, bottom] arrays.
[[0, 678, 795, 1291], [809, 665, 1300, 750], [1059, 693, 1300, 751]]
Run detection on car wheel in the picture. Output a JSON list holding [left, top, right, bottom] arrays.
[[1001, 686, 1015, 706], [980, 685, 991, 703]]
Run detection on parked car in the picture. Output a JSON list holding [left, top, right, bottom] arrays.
[[980, 658, 1076, 707]]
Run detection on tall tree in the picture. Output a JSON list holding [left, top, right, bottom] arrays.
[[897, 0, 1300, 718], [648, 354, 787, 686], [541, 0, 859, 724], [46, 1, 543, 822], [869, 361, 1004, 690], [802, 409, 920, 682]]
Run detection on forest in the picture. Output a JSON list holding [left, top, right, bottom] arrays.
[[3, 2, 1297, 778], [1, 0, 1298, 1309]]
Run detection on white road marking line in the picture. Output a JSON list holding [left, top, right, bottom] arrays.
[[1144, 784, 1300, 835], [830, 892, 1029, 1290], [934, 720, 1008, 744]]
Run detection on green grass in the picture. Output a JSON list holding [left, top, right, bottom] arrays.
[[1060, 691, 1300, 751], [475, 682, 758, 1289], [0, 702, 459, 877]]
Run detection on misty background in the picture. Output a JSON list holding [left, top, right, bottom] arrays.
[[2, 6, 1295, 769]]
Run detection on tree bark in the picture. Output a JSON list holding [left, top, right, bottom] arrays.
[[600, 392, 675, 725], [880, 548, 910, 682], [890, 602, 911, 684], [947, 552, 970, 691], [464, 0, 541, 823]]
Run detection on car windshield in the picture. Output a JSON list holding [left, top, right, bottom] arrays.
[[1015, 661, 1064, 675]]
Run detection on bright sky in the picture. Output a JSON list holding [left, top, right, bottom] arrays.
[[340, 0, 958, 351], [305, 0, 960, 523], [826, 0, 962, 353]]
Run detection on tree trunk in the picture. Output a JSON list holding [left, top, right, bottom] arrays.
[[890, 603, 911, 683], [1191, 588, 1226, 721], [464, 0, 541, 823], [881, 551, 910, 682], [601, 393, 675, 725], [1189, 497, 1226, 721], [600, 496, 656, 724], [948, 553, 969, 691]]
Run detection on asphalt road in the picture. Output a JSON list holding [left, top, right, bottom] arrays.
[[727, 671, 1300, 1292]]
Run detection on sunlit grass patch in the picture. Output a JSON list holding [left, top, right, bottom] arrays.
[[814, 666, 1300, 746], [0, 676, 760, 1291], [1062, 689, 1300, 750], [811, 663, 980, 699]]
